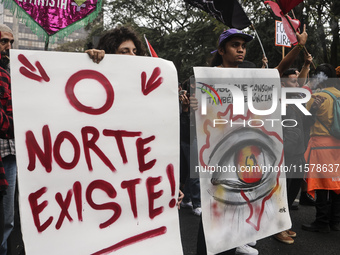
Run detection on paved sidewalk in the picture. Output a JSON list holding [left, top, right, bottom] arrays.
[[8, 199, 340, 255], [179, 203, 340, 255]]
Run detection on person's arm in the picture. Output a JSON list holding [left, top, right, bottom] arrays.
[[276, 24, 308, 77], [298, 53, 312, 86], [180, 92, 190, 113], [177, 189, 184, 209], [303, 95, 325, 129], [85, 49, 105, 64], [282, 107, 302, 156], [0, 105, 13, 139], [189, 95, 198, 111], [0, 70, 13, 139]]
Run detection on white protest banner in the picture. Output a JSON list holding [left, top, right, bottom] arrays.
[[11, 50, 183, 255], [193, 67, 291, 254], [275, 20, 291, 47]]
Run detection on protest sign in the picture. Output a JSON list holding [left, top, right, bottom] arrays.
[[4, 0, 102, 40], [10, 50, 182, 255], [275, 20, 292, 47], [193, 67, 291, 254]]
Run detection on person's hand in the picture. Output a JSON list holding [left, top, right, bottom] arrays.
[[177, 189, 184, 209], [304, 53, 313, 66], [189, 95, 198, 111], [311, 95, 326, 111], [180, 93, 190, 112], [296, 24, 308, 47], [85, 49, 105, 64]]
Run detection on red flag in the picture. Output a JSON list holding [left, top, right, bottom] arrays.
[[276, 0, 303, 15], [144, 35, 158, 58], [265, 1, 300, 44]]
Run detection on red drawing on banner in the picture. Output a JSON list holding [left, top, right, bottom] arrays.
[[200, 104, 283, 231], [92, 226, 167, 255], [65, 70, 114, 115], [25, 126, 158, 173], [25, 123, 177, 251], [166, 164, 177, 208], [18, 54, 50, 82], [141, 67, 163, 95]]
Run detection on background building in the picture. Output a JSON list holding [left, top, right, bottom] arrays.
[[0, 3, 89, 51]]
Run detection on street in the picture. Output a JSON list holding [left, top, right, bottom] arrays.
[[179, 202, 340, 255], [7, 199, 340, 255]]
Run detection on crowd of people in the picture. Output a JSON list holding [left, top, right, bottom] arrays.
[[0, 22, 340, 255]]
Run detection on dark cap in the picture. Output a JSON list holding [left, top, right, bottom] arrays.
[[218, 28, 253, 46], [211, 28, 253, 54]]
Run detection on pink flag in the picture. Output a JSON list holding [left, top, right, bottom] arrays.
[[264, 1, 300, 45], [144, 35, 158, 58]]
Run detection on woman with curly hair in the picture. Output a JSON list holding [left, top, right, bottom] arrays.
[[86, 26, 146, 63]]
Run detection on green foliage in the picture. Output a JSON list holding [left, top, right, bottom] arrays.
[[54, 39, 87, 52], [84, 23, 105, 50], [243, 0, 340, 69], [94, 0, 223, 82], [85, 0, 339, 80]]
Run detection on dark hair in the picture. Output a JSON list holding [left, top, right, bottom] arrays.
[[209, 36, 247, 67], [97, 26, 146, 56], [282, 68, 297, 78], [210, 39, 228, 67], [313, 63, 337, 88], [314, 63, 336, 79]]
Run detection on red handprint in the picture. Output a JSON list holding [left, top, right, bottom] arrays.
[[18, 54, 50, 82], [141, 67, 163, 95]]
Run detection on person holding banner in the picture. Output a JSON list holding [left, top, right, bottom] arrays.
[[85, 26, 185, 209], [86, 26, 146, 63], [195, 26, 308, 255], [210, 26, 308, 77], [196, 28, 259, 255], [0, 24, 15, 255]]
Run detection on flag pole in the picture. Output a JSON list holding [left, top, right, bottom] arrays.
[[251, 24, 268, 68], [290, 10, 297, 20], [144, 34, 150, 56], [44, 36, 49, 51], [143, 34, 158, 57]]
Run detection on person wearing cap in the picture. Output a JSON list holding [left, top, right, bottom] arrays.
[[0, 24, 16, 255], [195, 27, 308, 255], [191, 25, 308, 115], [210, 26, 308, 77], [210, 28, 253, 68]]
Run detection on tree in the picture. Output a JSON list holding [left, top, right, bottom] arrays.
[[84, 0, 105, 50], [84, 0, 339, 79], [242, 0, 340, 69], [54, 39, 87, 52], [98, 0, 222, 82]]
